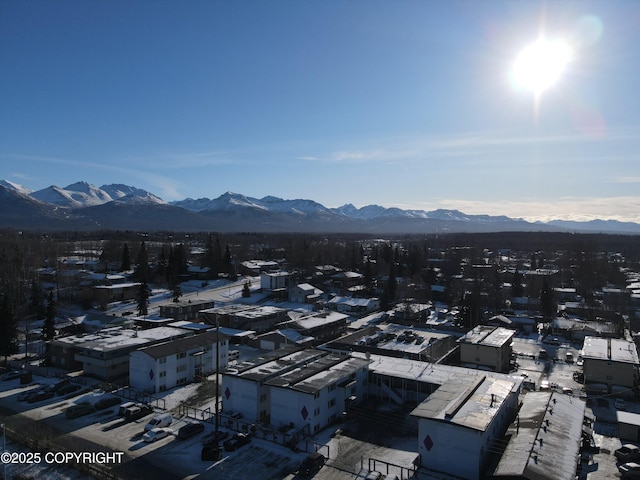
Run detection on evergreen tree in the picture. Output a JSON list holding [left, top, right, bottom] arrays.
[[137, 281, 150, 316], [43, 291, 56, 365], [135, 241, 149, 282], [43, 291, 57, 341], [120, 243, 131, 271], [0, 294, 18, 365], [223, 245, 233, 277], [540, 276, 555, 320], [242, 281, 251, 298], [30, 279, 46, 319]]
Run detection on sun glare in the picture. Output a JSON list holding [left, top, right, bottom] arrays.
[[512, 39, 571, 95]]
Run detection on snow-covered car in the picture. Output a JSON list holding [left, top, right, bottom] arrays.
[[143, 427, 173, 443]]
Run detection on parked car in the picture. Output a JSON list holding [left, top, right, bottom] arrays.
[[18, 388, 42, 402], [177, 421, 205, 440], [118, 401, 136, 416], [144, 413, 172, 432], [201, 443, 221, 461], [26, 389, 54, 403], [94, 396, 121, 410], [201, 429, 229, 445], [223, 433, 251, 451], [1, 371, 23, 381], [619, 462, 640, 478], [57, 383, 82, 396], [65, 402, 96, 419], [143, 427, 173, 443], [365, 471, 384, 480], [616, 444, 640, 463], [124, 403, 153, 421], [298, 452, 325, 476], [616, 399, 628, 411]]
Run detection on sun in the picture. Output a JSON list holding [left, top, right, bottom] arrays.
[[512, 38, 572, 95]]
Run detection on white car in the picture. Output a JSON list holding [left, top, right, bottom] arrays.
[[143, 427, 173, 443]]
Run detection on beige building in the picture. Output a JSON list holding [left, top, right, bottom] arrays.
[[458, 326, 515, 373], [582, 336, 639, 393]]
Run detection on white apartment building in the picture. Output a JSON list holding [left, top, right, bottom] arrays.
[[129, 330, 229, 393], [221, 348, 369, 432]]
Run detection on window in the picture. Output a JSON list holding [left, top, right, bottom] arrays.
[[159, 357, 166, 364], [328, 383, 336, 392], [328, 398, 336, 408], [177, 352, 186, 359], [314, 407, 320, 416], [176, 377, 188, 385], [159, 371, 166, 378], [176, 365, 187, 373], [314, 424, 320, 433], [159, 384, 166, 392]]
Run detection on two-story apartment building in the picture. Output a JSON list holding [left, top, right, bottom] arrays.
[[458, 326, 515, 373], [129, 330, 229, 393]]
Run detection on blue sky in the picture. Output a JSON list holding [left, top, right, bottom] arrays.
[[1, 0, 639, 222]]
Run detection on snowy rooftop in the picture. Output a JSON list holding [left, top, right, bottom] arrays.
[[285, 311, 348, 329], [94, 282, 140, 290], [494, 392, 585, 480], [354, 352, 523, 389], [411, 375, 516, 431], [459, 325, 515, 347], [582, 336, 639, 364], [52, 326, 189, 352], [328, 296, 377, 307], [266, 355, 369, 394]]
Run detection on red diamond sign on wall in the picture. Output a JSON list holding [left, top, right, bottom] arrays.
[[225, 387, 231, 400], [424, 434, 434, 451], [301, 406, 309, 420]]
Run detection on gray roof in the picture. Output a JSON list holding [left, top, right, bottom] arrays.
[[459, 325, 515, 347], [582, 336, 639, 364], [411, 375, 516, 432], [493, 392, 585, 480], [137, 330, 229, 359], [266, 355, 369, 394]]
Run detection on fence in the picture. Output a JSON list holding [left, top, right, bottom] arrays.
[[175, 405, 310, 449]]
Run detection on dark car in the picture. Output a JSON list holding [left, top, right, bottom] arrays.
[[223, 433, 251, 451], [201, 443, 221, 461], [94, 396, 121, 410], [26, 390, 54, 403], [299, 452, 326, 476], [177, 421, 205, 440], [1, 371, 23, 382], [65, 402, 96, 419], [57, 383, 82, 396], [201, 429, 229, 445]]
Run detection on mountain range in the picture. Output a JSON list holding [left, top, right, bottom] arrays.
[[1, 180, 639, 234]]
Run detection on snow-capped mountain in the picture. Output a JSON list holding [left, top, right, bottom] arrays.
[[30, 181, 161, 208], [32, 182, 111, 207], [100, 183, 162, 203], [1, 179, 639, 234], [0, 180, 32, 196]]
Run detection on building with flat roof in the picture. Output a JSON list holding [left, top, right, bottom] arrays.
[[49, 326, 190, 381], [129, 330, 229, 393], [493, 392, 587, 480], [221, 348, 368, 432], [458, 326, 515, 373], [159, 300, 215, 322], [199, 304, 288, 333], [582, 336, 639, 393], [277, 310, 349, 341], [411, 375, 519, 480]]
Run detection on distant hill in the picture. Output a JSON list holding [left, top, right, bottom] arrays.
[[1, 180, 639, 234]]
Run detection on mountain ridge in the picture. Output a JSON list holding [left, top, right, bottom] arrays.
[[1, 180, 638, 234]]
